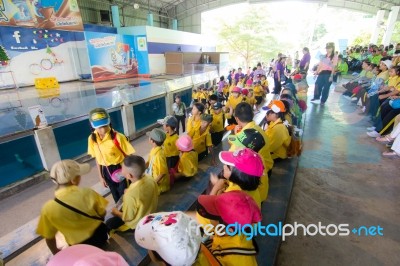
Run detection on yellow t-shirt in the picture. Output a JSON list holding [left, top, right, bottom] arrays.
[[192, 91, 199, 100], [177, 151, 198, 177], [265, 118, 291, 160], [210, 111, 225, 133], [253, 85, 263, 97], [88, 131, 135, 166], [261, 79, 269, 88], [36, 186, 108, 245], [243, 96, 256, 106], [199, 91, 208, 100], [188, 126, 213, 154], [229, 121, 273, 202], [147, 146, 170, 193], [193, 244, 221, 266], [377, 70, 389, 82], [387, 75, 400, 88], [223, 86, 229, 95], [187, 116, 201, 135], [225, 95, 244, 114], [208, 234, 258, 266], [225, 182, 261, 208], [121, 175, 158, 229], [164, 132, 180, 157]]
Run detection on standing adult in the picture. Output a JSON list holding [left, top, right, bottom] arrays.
[[273, 55, 286, 94], [299, 47, 311, 73], [234, 67, 245, 83], [172, 95, 186, 133], [311, 42, 338, 105]]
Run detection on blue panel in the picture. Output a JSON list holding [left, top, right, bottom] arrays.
[[0, 136, 43, 187], [54, 110, 123, 160], [83, 24, 117, 34], [134, 97, 166, 130], [174, 88, 192, 107], [54, 120, 92, 160]]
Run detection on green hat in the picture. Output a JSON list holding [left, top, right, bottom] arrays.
[[89, 108, 110, 128], [228, 128, 265, 152], [147, 128, 166, 142], [201, 114, 213, 123]]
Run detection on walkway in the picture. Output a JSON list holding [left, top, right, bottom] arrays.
[[277, 81, 400, 265]]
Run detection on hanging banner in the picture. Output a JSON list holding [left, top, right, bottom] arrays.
[[0, 0, 83, 31], [85, 31, 150, 82]]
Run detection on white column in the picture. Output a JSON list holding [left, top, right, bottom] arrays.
[[34, 127, 61, 170], [370, 10, 385, 44], [383, 6, 400, 46], [121, 104, 135, 139]]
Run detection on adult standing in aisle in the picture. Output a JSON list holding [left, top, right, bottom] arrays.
[[311, 42, 338, 105], [172, 95, 186, 133]]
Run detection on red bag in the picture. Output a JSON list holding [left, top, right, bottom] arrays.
[[352, 86, 361, 95]]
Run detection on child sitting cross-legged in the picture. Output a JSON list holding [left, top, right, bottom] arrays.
[[105, 155, 158, 232]]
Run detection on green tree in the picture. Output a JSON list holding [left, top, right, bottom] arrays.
[[0, 46, 10, 62], [217, 7, 279, 68], [312, 24, 327, 42]]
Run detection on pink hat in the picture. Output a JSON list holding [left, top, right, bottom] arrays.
[[241, 88, 249, 96], [176, 135, 194, 152], [46, 244, 128, 266], [246, 79, 253, 85], [197, 190, 262, 225], [219, 148, 264, 177], [232, 86, 241, 93]]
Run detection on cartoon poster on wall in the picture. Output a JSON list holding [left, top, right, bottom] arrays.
[[0, 0, 83, 31], [85, 31, 150, 82]]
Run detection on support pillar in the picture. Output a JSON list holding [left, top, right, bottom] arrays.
[[111, 5, 121, 28], [147, 13, 154, 26], [172, 19, 178, 30], [383, 6, 400, 46], [34, 127, 61, 170], [370, 10, 385, 45], [121, 104, 135, 140]]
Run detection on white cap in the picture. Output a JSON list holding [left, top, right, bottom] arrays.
[[50, 160, 90, 185], [382, 59, 392, 69], [135, 212, 202, 266]]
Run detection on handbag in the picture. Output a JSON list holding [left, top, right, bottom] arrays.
[[389, 99, 400, 109]]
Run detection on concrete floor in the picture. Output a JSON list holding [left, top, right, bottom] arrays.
[[277, 86, 400, 265]]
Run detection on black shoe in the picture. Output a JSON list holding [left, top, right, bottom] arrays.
[[310, 98, 318, 101]]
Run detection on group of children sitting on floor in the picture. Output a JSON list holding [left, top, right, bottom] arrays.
[[36, 62, 308, 265], [338, 43, 400, 159]]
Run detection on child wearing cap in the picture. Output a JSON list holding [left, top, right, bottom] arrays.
[[87, 108, 135, 203], [196, 190, 262, 266], [172, 135, 198, 180], [210, 102, 225, 147], [188, 113, 214, 162], [106, 155, 158, 232], [263, 100, 291, 160], [37, 160, 108, 254], [135, 211, 220, 266], [230, 102, 273, 201], [146, 128, 170, 193], [241, 89, 256, 109], [187, 102, 205, 134], [225, 87, 243, 125], [158, 116, 180, 170]]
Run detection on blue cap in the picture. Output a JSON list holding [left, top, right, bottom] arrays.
[[89, 108, 110, 128]]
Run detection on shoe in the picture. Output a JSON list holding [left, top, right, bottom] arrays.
[[310, 98, 318, 102], [310, 99, 320, 104], [366, 131, 380, 138], [367, 126, 376, 131], [351, 97, 358, 101], [343, 95, 351, 100], [382, 151, 400, 158], [320, 102, 325, 105]]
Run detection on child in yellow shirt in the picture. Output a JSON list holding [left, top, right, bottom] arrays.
[[188, 113, 213, 162], [158, 116, 180, 170], [146, 128, 170, 193], [260, 75, 269, 94], [225, 87, 243, 125], [192, 89, 199, 103], [210, 102, 225, 146], [173, 135, 198, 179]]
